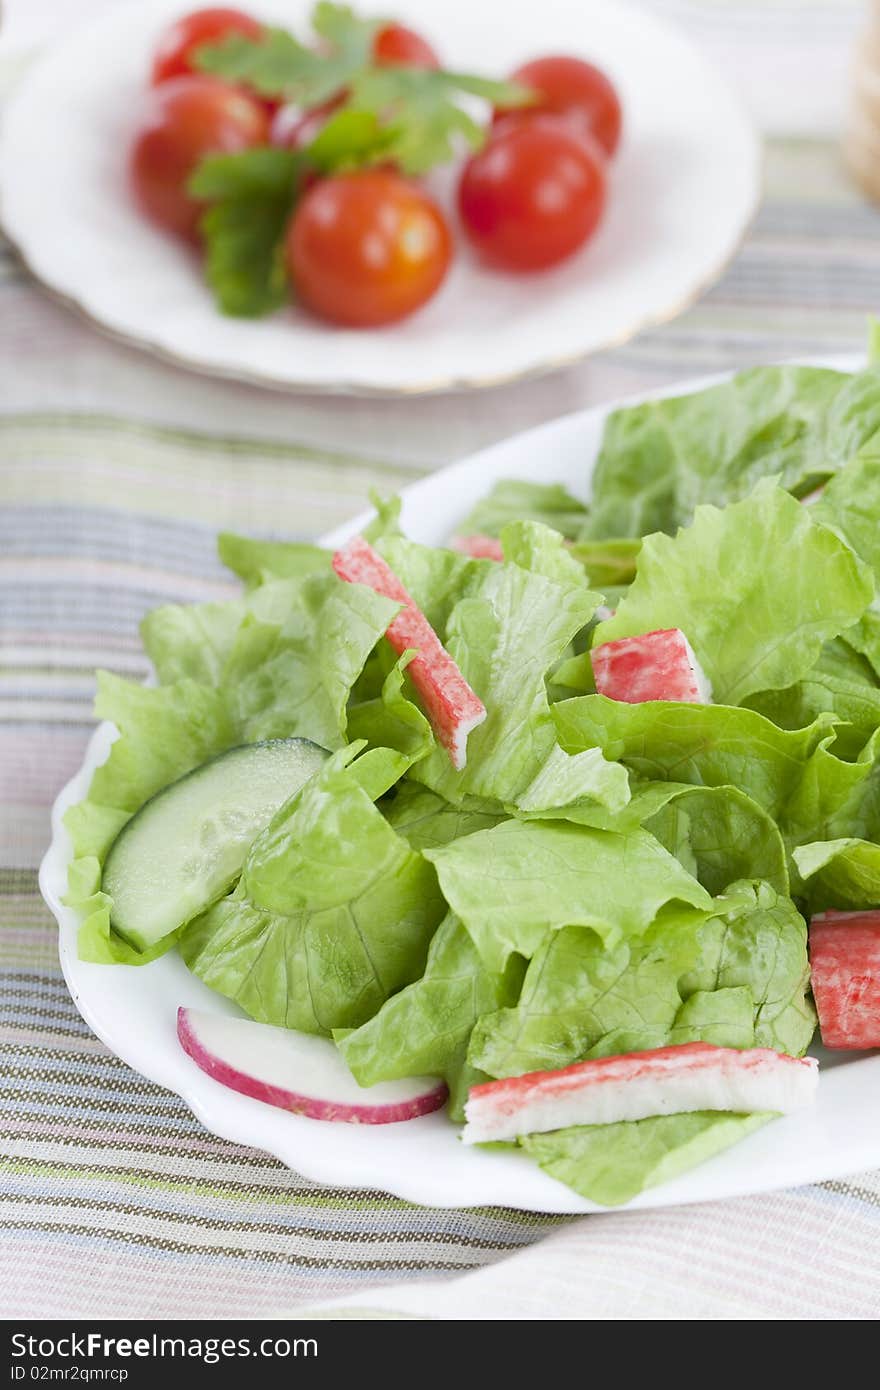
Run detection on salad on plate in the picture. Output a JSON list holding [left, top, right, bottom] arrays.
[[63, 350, 880, 1207]]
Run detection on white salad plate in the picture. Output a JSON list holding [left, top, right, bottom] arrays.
[[40, 361, 880, 1213], [0, 0, 759, 396]]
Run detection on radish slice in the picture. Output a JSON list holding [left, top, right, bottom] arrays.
[[591, 628, 713, 704], [178, 1007, 448, 1124], [462, 1042, 817, 1143], [810, 912, 880, 1050], [333, 536, 487, 769], [451, 534, 505, 561]]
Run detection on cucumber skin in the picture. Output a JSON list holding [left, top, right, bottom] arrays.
[[102, 738, 328, 953]]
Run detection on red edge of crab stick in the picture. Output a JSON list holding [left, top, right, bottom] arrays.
[[461, 1042, 817, 1143], [451, 534, 505, 561], [591, 627, 713, 704], [333, 536, 487, 770], [810, 911, 880, 1050]]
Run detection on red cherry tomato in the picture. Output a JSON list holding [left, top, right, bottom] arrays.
[[129, 76, 269, 240], [458, 121, 607, 271], [286, 171, 452, 326], [270, 96, 344, 150], [151, 8, 263, 85], [497, 55, 622, 158], [372, 23, 440, 69]]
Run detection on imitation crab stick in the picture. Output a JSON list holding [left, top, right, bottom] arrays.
[[591, 627, 713, 704], [810, 911, 880, 1050], [333, 535, 487, 770], [451, 534, 505, 561], [461, 1042, 817, 1143]]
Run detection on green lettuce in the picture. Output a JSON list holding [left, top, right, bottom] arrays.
[[745, 666, 880, 759], [519, 781, 787, 894], [346, 652, 434, 769], [585, 364, 880, 540], [814, 452, 880, 679], [456, 479, 588, 540], [218, 531, 331, 588], [521, 1112, 771, 1207], [638, 785, 789, 896], [594, 480, 874, 705], [553, 696, 835, 819], [513, 744, 631, 818], [338, 912, 525, 1120], [180, 746, 446, 1032], [425, 817, 712, 974], [65, 672, 237, 963], [221, 573, 399, 748], [793, 837, 880, 911], [569, 537, 640, 587], [469, 880, 813, 1079], [383, 784, 505, 851]]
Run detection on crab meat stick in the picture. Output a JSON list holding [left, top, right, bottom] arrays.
[[333, 536, 486, 770], [451, 534, 505, 561], [462, 1042, 817, 1143], [591, 627, 712, 704], [810, 911, 880, 1049]]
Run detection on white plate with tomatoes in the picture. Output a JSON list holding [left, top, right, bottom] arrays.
[[0, 0, 759, 396]]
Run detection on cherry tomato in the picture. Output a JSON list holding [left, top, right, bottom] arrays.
[[270, 96, 344, 151], [286, 171, 452, 326], [372, 23, 440, 69], [458, 121, 607, 271], [151, 8, 263, 85], [497, 55, 622, 158], [130, 76, 269, 240]]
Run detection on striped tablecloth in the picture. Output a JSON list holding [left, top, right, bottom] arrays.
[[3, 0, 880, 1320]]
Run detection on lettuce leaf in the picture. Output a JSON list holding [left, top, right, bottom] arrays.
[[585, 364, 880, 540], [456, 479, 588, 541], [180, 746, 446, 1032], [793, 837, 880, 911], [220, 573, 399, 748], [745, 666, 880, 760], [521, 1112, 771, 1207], [337, 912, 525, 1120], [554, 696, 835, 820], [639, 785, 789, 896], [383, 783, 505, 851], [513, 744, 631, 818], [217, 532, 331, 588], [346, 652, 434, 768], [65, 672, 237, 963], [469, 880, 813, 1079], [425, 817, 712, 973], [594, 480, 874, 705]]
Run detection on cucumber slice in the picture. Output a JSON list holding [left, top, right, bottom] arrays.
[[103, 739, 328, 952]]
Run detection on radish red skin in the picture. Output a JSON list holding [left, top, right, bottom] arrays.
[[332, 536, 486, 769], [810, 913, 880, 1049], [591, 628, 712, 704], [463, 1041, 817, 1143], [177, 1008, 448, 1123]]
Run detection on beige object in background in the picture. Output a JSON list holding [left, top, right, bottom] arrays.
[[846, 1, 880, 198]]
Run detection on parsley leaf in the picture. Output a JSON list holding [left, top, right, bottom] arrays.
[[195, 4, 379, 107], [349, 68, 530, 174], [188, 115, 394, 317], [195, 2, 534, 174], [189, 148, 305, 316]]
